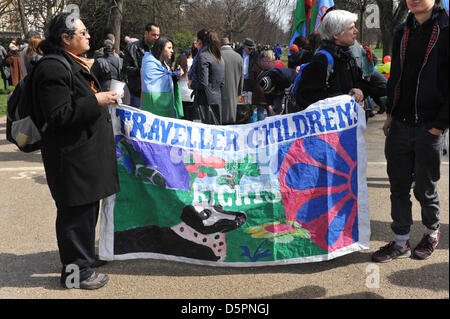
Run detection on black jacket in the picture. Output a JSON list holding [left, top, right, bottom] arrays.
[[91, 52, 123, 92], [288, 48, 313, 69], [386, 4, 449, 130], [31, 51, 119, 207], [123, 38, 150, 96], [295, 40, 371, 112]]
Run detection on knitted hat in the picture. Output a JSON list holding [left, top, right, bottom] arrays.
[[289, 44, 299, 54]]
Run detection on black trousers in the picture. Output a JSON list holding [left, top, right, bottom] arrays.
[[385, 119, 443, 235], [56, 201, 99, 283]]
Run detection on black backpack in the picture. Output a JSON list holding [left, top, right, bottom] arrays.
[[6, 54, 72, 152]]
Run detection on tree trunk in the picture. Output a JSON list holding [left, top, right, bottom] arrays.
[[16, 0, 28, 37], [376, 0, 408, 57], [108, 0, 123, 53]]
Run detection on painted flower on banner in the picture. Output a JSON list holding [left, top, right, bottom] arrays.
[[245, 220, 310, 244], [278, 129, 359, 252]]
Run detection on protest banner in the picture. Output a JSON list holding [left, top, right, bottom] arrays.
[[99, 95, 370, 266]]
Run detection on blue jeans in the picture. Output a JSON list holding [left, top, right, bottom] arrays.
[[385, 119, 443, 235], [130, 94, 141, 109], [257, 105, 267, 121]]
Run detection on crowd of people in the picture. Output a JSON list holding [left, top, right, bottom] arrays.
[[3, 0, 448, 290]]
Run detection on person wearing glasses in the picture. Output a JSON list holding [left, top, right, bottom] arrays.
[[31, 12, 120, 289]]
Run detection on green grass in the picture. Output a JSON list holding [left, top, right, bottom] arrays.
[[0, 86, 14, 116], [372, 47, 384, 66]]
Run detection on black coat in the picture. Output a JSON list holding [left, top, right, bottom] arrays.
[[31, 51, 119, 207], [123, 39, 150, 96], [288, 48, 313, 69], [387, 6, 449, 130], [295, 40, 371, 112]]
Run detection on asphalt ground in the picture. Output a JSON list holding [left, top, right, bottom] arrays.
[[0, 114, 448, 302]]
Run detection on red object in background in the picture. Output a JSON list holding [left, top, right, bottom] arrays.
[[383, 55, 391, 63], [384, 73, 390, 80], [305, 0, 313, 18], [274, 60, 285, 68], [363, 46, 374, 62]]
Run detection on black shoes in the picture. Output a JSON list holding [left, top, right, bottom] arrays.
[[372, 241, 411, 263], [372, 232, 439, 263], [412, 233, 439, 260]]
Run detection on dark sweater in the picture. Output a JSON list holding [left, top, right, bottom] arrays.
[[395, 15, 435, 123], [386, 4, 449, 130]]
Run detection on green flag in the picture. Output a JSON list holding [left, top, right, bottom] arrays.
[[291, 0, 306, 39]]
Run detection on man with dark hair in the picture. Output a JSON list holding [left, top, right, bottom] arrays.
[[123, 22, 160, 108], [372, 0, 448, 263]]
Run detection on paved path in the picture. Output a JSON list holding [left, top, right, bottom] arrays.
[[0, 114, 448, 300]]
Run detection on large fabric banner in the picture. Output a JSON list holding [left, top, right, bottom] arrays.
[[99, 95, 370, 266]]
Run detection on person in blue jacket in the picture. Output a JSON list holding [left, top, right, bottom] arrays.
[[273, 44, 282, 60]]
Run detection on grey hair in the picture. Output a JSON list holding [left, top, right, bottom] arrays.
[[320, 10, 358, 41]]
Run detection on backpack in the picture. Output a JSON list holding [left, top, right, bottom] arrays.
[[289, 49, 334, 96], [6, 54, 73, 153]]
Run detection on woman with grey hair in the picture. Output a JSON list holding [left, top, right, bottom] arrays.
[[294, 9, 371, 111]]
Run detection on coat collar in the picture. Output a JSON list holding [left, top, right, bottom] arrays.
[[61, 51, 101, 89]]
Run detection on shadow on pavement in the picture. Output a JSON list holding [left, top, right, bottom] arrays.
[[387, 262, 449, 292], [0, 251, 63, 291], [0, 151, 42, 163], [0, 249, 373, 290], [264, 285, 327, 299]]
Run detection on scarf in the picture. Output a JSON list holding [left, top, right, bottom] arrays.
[[66, 51, 95, 73]]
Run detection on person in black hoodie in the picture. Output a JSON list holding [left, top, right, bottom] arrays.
[[32, 12, 120, 289], [294, 10, 372, 112], [372, 0, 448, 263]]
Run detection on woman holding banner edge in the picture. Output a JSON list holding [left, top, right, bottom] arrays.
[[31, 12, 119, 290]]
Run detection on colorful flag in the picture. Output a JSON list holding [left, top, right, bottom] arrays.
[[310, 0, 334, 34], [443, 0, 449, 15], [141, 52, 183, 118], [288, 0, 307, 56], [99, 95, 370, 266]]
